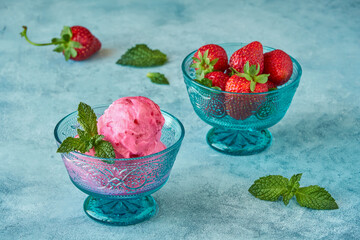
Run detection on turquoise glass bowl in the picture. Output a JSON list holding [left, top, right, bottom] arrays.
[[54, 106, 185, 225], [182, 43, 302, 155]]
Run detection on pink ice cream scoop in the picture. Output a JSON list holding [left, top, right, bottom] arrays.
[[97, 96, 166, 158]]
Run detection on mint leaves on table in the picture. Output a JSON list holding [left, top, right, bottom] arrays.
[[146, 72, 169, 85], [195, 78, 221, 90], [249, 173, 338, 210], [57, 102, 116, 159], [116, 44, 167, 67]]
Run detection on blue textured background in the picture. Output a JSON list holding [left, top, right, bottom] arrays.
[[1, 0, 359, 239]]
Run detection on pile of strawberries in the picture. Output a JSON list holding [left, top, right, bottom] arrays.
[[191, 41, 294, 120], [192, 41, 293, 93]]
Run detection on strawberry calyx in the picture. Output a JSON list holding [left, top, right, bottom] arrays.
[[191, 50, 219, 79], [232, 61, 270, 92], [20, 26, 83, 61], [195, 78, 222, 90]]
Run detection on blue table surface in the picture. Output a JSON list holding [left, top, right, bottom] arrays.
[[1, 0, 359, 239]]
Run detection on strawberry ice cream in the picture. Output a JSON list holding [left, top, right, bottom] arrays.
[[96, 96, 166, 158]]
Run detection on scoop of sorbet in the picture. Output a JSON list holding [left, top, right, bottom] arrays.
[[96, 96, 166, 158]]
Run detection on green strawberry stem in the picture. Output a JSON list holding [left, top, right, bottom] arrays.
[[20, 26, 63, 46], [191, 50, 219, 79], [233, 61, 269, 92], [20, 26, 83, 61]]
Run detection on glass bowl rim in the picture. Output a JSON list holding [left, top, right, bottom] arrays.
[[181, 42, 302, 95], [54, 105, 185, 162]]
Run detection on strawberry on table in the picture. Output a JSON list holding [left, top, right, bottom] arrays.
[[263, 49, 293, 86], [204, 71, 230, 91], [229, 41, 264, 74], [20, 26, 101, 61], [191, 44, 228, 79], [225, 62, 269, 120]]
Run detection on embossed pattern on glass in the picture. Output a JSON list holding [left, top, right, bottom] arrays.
[[182, 43, 302, 155], [54, 107, 185, 225]]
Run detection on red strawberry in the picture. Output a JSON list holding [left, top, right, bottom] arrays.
[[225, 75, 268, 93], [229, 41, 264, 74], [20, 26, 101, 61], [225, 62, 269, 120], [263, 49, 293, 86], [68, 26, 101, 61], [204, 71, 230, 91], [192, 44, 228, 79]]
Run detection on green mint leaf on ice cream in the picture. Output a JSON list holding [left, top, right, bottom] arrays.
[[147, 72, 169, 85], [57, 137, 92, 154], [77, 102, 98, 136], [94, 140, 116, 159], [249, 173, 338, 210], [57, 102, 116, 159], [116, 44, 167, 67]]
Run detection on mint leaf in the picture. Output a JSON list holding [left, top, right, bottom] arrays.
[[248, 175, 289, 201], [94, 140, 116, 158], [282, 173, 302, 205], [57, 137, 91, 153], [146, 72, 169, 85], [57, 102, 116, 160], [116, 44, 167, 67], [77, 129, 91, 141], [77, 102, 98, 136], [249, 174, 339, 210], [295, 185, 339, 210], [90, 134, 105, 147]]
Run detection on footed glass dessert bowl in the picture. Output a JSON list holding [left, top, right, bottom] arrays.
[[54, 106, 185, 225], [182, 43, 302, 155]]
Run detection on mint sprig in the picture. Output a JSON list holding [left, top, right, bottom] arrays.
[[146, 72, 169, 85], [116, 44, 167, 67], [57, 102, 116, 159], [249, 174, 338, 210]]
